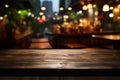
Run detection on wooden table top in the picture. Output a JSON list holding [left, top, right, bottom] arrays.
[[92, 35, 120, 40], [46, 32, 120, 36], [0, 49, 120, 76], [0, 49, 120, 69]]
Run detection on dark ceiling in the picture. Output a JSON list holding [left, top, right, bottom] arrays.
[[0, 0, 33, 10]]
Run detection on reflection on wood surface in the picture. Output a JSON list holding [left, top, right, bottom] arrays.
[[92, 35, 120, 40], [0, 49, 120, 69]]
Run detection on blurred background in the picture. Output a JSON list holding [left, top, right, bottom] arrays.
[[0, 0, 120, 49]]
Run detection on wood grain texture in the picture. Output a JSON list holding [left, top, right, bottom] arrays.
[[0, 77, 120, 80], [0, 49, 120, 69]]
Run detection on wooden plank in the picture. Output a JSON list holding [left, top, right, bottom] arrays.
[[0, 77, 120, 80], [0, 49, 120, 69], [0, 49, 120, 76]]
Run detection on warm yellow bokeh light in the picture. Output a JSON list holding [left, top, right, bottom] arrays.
[[68, 7, 72, 11], [82, 5, 88, 10], [41, 6, 46, 11], [60, 7, 64, 11], [103, 4, 109, 12], [88, 4, 93, 9]]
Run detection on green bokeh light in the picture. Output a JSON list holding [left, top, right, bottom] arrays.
[[18, 10, 28, 19]]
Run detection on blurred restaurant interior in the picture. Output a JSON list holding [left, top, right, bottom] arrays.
[[0, 0, 120, 49]]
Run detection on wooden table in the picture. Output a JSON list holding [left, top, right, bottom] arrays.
[[0, 49, 120, 76], [46, 32, 92, 48], [46, 32, 120, 49], [13, 30, 32, 48], [0, 30, 32, 49], [92, 35, 120, 49]]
